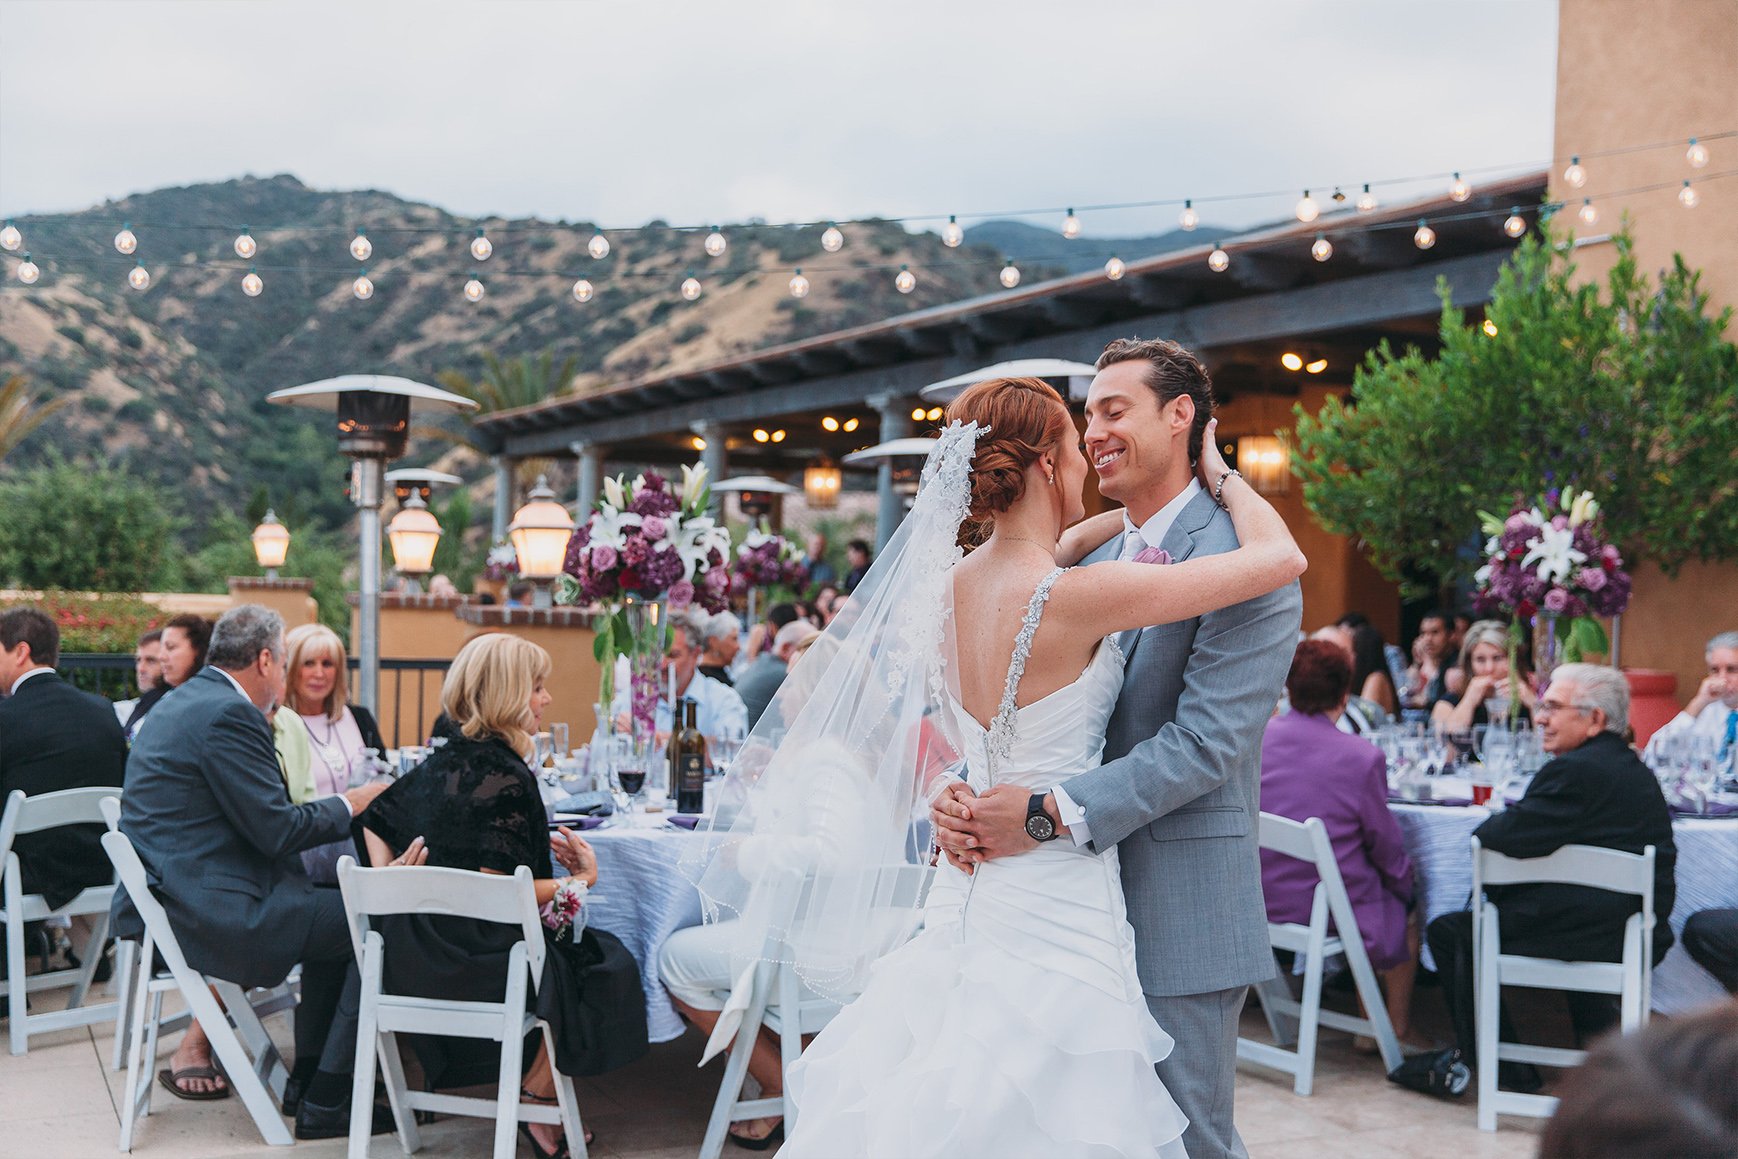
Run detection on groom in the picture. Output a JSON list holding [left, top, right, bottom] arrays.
[[934, 337, 1301, 1158]]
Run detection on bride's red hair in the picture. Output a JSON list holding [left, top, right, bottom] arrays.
[[945, 377, 1072, 544]]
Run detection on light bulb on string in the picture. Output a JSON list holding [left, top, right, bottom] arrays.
[[895, 264, 915, 294], [0, 221, 20, 252], [998, 259, 1020, 289], [350, 229, 372, 261], [469, 229, 493, 261], [820, 224, 844, 252], [1178, 200, 1198, 231], [242, 268, 263, 297], [1061, 208, 1081, 239], [127, 262, 150, 291], [1449, 172, 1472, 202], [353, 271, 374, 300], [704, 227, 727, 257], [1678, 181, 1699, 208], [681, 273, 703, 301], [1577, 198, 1599, 226], [1208, 245, 1230, 272], [16, 253, 39, 284], [1413, 221, 1436, 249], [1310, 233, 1332, 262], [1686, 138, 1708, 168], [571, 278, 595, 303], [114, 223, 137, 255], [1294, 191, 1318, 223], [1356, 184, 1379, 213], [233, 228, 257, 259], [788, 269, 810, 298], [1504, 211, 1527, 237], [1563, 156, 1587, 188], [942, 215, 963, 247], [587, 233, 610, 260], [1104, 256, 1125, 280], [463, 276, 485, 303]]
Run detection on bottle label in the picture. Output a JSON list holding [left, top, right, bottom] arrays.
[[676, 753, 706, 812]]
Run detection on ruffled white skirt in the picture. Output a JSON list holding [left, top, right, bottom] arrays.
[[780, 846, 1188, 1158]]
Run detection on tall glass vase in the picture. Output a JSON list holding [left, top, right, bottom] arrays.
[[618, 595, 669, 751], [1532, 611, 1561, 689]]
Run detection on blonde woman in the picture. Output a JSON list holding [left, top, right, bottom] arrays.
[[1431, 618, 1536, 732], [274, 624, 386, 805], [358, 634, 647, 1158]]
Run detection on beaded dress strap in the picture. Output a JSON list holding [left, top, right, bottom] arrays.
[[984, 567, 1066, 775]]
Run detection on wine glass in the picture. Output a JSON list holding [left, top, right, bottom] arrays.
[[550, 723, 570, 759]]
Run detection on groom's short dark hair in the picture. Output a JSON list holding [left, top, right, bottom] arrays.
[[1096, 337, 1215, 463]]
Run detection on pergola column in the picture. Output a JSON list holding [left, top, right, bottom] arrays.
[[870, 394, 914, 551], [693, 421, 727, 516], [570, 441, 606, 515], [490, 455, 514, 542]]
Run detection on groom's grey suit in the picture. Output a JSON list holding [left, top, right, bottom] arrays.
[[1062, 487, 1301, 1159]]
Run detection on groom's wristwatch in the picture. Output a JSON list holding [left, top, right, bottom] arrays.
[[1025, 793, 1059, 842]]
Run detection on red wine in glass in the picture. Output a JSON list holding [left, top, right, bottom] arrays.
[[618, 769, 646, 797]]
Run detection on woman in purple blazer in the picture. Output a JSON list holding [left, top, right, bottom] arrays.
[[1261, 639, 1424, 1045]]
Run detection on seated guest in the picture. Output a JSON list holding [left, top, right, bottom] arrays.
[[274, 624, 386, 805], [1430, 618, 1534, 732], [810, 587, 840, 627], [0, 607, 128, 916], [113, 628, 163, 728], [115, 605, 396, 1132], [359, 633, 647, 1158], [1421, 664, 1676, 1094], [698, 610, 742, 686], [1405, 609, 1455, 711], [1306, 625, 1389, 734], [843, 539, 872, 592], [1261, 640, 1423, 1044], [1643, 629, 1737, 762], [615, 609, 747, 741], [506, 580, 534, 607], [1681, 908, 1738, 993], [1339, 611, 1408, 709], [427, 574, 460, 598], [804, 532, 837, 590], [736, 620, 821, 731], [1348, 621, 1400, 717], [128, 613, 210, 738], [741, 602, 800, 663]]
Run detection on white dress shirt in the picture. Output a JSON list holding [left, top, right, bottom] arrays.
[[8, 665, 53, 696], [615, 671, 749, 740], [1645, 699, 1738, 762]]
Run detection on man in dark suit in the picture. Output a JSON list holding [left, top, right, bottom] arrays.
[[1425, 662, 1676, 1091], [115, 605, 395, 1135]]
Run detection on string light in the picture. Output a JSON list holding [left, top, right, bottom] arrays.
[[16, 253, 39, 284], [1310, 233, 1332, 262], [127, 262, 150, 290], [1449, 172, 1472, 202], [1356, 184, 1379, 213], [1104, 256, 1125, 280], [1061, 208, 1081, 239], [681, 273, 703, 301], [942, 215, 963, 247], [1294, 191, 1319, 223], [1413, 220, 1436, 249], [469, 228, 493, 261], [353, 271, 374, 300], [587, 233, 610, 259], [1563, 155, 1587, 188], [114, 223, 137, 255], [233, 228, 257, 259], [242, 268, 263, 297], [463, 276, 485, 303], [1578, 198, 1599, 226], [895, 264, 916, 294], [704, 227, 727, 257], [572, 278, 594, 302], [1678, 180, 1699, 208], [1208, 245, 1230, 272], [1178, 199, 1198, 231], [788, 268, 810, 298], [0, 222, 19, 251], [820, 224, 844, 253], [998, 259, 1020, 289], [350, 229, 372, 261], [1504, 211, 1527, 237], [1482, 319, 1499, 337], [1687, 137, 1709, 168]]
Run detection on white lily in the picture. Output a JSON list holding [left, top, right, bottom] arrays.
[[1568, 491, 1599, 528], [680, 462, 707, 505], [601, 475, 626, 512], [1474, 562, 1495, 586], [674, 516, 730, 580], [1521, 523, 1587, 584], [486, 543, 517, 567], [587, 505, 644, 551]]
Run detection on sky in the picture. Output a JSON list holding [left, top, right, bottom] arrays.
[[0, 0, 1561, 237]]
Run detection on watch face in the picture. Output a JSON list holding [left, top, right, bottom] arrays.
[[1025, 813, 1056, 842]]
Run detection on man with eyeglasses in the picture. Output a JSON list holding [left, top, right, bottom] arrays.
[[1416, 663, 1676, 1097]]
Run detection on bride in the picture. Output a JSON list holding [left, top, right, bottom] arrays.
[[685, 376, 1304, 1157]]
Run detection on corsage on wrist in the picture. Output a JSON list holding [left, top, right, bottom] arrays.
[[539, 877, 589, 942]]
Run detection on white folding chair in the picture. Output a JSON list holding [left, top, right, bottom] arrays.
[[1238, 812, 1403, 1096], [1, 787, 126, 1055], [101, 828, 298, 1149], [698, 863, 933, 1159], [1471, 838, 1656, 1131], [336, 856, 586, 1159]]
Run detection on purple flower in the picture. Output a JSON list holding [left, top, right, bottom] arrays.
[[629, 488, 679, 518], [1504, 513, 1531, 534], [590, 544, 619, 571], [1551, 514, 1569, 531], [668, 579, 696, 609], [1577, 567, 1608, 592], [1543, 588, 1571, 614], [622, 537, 650, 568], [641, 515, 669, 542], [704, 567, 730, 594]]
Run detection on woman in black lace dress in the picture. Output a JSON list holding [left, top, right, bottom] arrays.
[[359, 634, 647, 1158]]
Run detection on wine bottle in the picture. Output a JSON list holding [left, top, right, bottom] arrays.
[[674, 700, 706, 814]]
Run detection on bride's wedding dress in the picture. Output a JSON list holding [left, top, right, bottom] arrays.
[[780, 568, 1189, 1158]]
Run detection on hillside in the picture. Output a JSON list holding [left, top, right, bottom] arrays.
[[963, 219, 1236, 275]]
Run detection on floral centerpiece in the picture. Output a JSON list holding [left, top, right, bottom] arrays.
[[557, 464, 731, 734], [482, 541, 520, 582], [730, 525, 810, 598], [1473, 489, 1632, 676]]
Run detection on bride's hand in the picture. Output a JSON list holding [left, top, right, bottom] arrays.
[[929, 782, 979, 875], [1194, 418, 1229, 492]]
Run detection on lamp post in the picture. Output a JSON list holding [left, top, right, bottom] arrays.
[[250, 510, 290, 580], [267, 376, 477, 712], [386, 493, 443, 593], [507, 474, 575, 608]]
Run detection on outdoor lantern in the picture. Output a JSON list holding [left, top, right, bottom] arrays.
[[508, 474, 575, 606], [1235, 435, 1290, 496], [804, 459, 842, 509], [251, 510, 291, 579], [386, 492, 443, 592]]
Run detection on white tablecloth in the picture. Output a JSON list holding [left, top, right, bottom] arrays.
[[1389, 803, 1738, 1014]]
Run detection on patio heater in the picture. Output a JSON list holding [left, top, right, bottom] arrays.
[[267, 376, 477, 712]]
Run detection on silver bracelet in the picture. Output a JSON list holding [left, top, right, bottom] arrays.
[[1213, 468, 1242, 509]]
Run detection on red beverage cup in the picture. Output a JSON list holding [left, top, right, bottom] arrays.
[[1471, 783, 1493, 806]]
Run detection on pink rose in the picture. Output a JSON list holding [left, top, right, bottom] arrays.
[[590, 545, 618, 571], [1543, 588, 1571, 613], [1577, 567, 1608, 592], [668, 579, 696, 609], [641, 516, 669, 542]]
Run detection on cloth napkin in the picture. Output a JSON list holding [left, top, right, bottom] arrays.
[[553, 789, 615, 816]]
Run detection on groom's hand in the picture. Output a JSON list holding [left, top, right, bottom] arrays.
[[930, 782, 980, 874], [956, 784, 1066, 861]]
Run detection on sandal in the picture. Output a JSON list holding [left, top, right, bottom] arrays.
[[729, 1116, 786, 1151], [158, 1064, 232, 1101], [519, 1088, 594, 1152]]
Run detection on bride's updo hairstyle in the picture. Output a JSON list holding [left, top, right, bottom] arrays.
[[945, 376, 1072, 546]]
